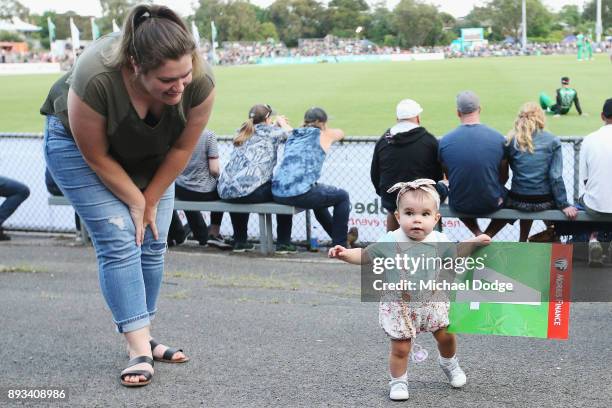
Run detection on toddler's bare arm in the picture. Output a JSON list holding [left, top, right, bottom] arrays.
[[329, 246, 366, 265], [457, 234, 491, 257]]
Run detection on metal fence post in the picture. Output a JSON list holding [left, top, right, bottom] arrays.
[[573, 140, 581, 204], [305, 209, 312, 249]]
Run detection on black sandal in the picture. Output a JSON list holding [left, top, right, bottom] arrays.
[[120, 356, 154, 387], [150, 339, 190, 363]]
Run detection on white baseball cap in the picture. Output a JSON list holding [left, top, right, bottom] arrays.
[[396, 99, 423, 120]]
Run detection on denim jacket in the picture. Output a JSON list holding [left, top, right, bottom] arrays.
[[506, 130, 570, 208], [272, 127, 326, 197]]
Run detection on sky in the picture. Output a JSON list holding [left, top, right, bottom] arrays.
[[19, 0, 590, 19]]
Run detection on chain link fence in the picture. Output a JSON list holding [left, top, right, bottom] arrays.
[[0, 133, 582, 243]]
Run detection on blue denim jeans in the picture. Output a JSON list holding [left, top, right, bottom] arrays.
[[0, 175, 30, 226], [273, 183, 349, 246], [44, 115, 174, 333], [224, 181, 293, 244]]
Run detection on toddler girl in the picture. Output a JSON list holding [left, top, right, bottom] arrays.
[[329, 179, 490, 400]]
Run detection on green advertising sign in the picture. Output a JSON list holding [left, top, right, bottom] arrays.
[[448, 243, 572, 340]]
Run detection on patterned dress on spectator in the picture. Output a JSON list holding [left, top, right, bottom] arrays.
[[218, 124, 288, 199]]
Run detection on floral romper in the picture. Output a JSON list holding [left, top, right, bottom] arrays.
[[366, 229, 454, 340]]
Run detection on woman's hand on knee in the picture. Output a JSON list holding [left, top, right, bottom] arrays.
[[129, 201, 146, 246], [144, 203, 159, 241]]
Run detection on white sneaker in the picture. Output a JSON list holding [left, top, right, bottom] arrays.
[[389, 379, 409, 400], [439, 357, 467, 388]]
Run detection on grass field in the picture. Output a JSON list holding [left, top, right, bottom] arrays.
[[0, 54, 610, 136]]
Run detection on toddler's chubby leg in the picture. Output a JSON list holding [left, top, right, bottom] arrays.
[[389, 339, 411, 377], [434, 328, 466, 388], [388, 339, 411, 400], [433, 327, 456, 358]]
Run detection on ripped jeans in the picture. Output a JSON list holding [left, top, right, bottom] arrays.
[[44, 115, 174, 333]]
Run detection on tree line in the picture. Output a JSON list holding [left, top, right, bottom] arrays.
[[1, 0, 610, 49]]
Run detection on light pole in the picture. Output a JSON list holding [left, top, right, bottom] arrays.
[[521, 0, 527, 51], [596, 0, 602, 44]]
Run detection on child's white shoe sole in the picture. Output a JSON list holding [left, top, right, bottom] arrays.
[[389, 381, 409, 400]]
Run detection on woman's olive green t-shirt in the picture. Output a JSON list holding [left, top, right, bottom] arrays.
[[40, 33, 215, 189]]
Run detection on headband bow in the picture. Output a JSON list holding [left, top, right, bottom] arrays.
[[387, 179, 439, 208], [387, 179, 436, 194]]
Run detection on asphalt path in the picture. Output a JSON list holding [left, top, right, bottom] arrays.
[[0, 234, 610, 407]]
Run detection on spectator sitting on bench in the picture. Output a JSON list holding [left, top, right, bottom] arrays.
[[0, 174, 30, 241], [272, 107, 351, 247], [218, 104, 295, 253], [168, 130, 230, 249], [577, 98, 612, 265], [370, 98, 446, 232], [505, 102, 578, 242], [438, 91, 510, 238]]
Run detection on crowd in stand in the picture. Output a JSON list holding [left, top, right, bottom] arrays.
[[210, 35, 395, 65], [295, 36, 395, 57], [2, 36, 611, 67], [214, 40, 290, 65], [0, 48, 55, 63], [446, 41, 612, 58], [207, 38, 612, 65], [1, 47, 79, 70]]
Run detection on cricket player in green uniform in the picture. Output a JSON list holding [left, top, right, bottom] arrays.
[[576, 32, 585, 61], [585, 34, 594, 60], [539, 77, 584, 116]]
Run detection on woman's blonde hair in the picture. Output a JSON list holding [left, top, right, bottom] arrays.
[[506, 102, 546, 153], [103, 4, 202, 77], [233, 104, 273, 146]]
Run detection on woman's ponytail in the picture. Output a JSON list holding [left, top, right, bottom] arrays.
[[234, 119, 255, 146], [233, 104, 273, 146]]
